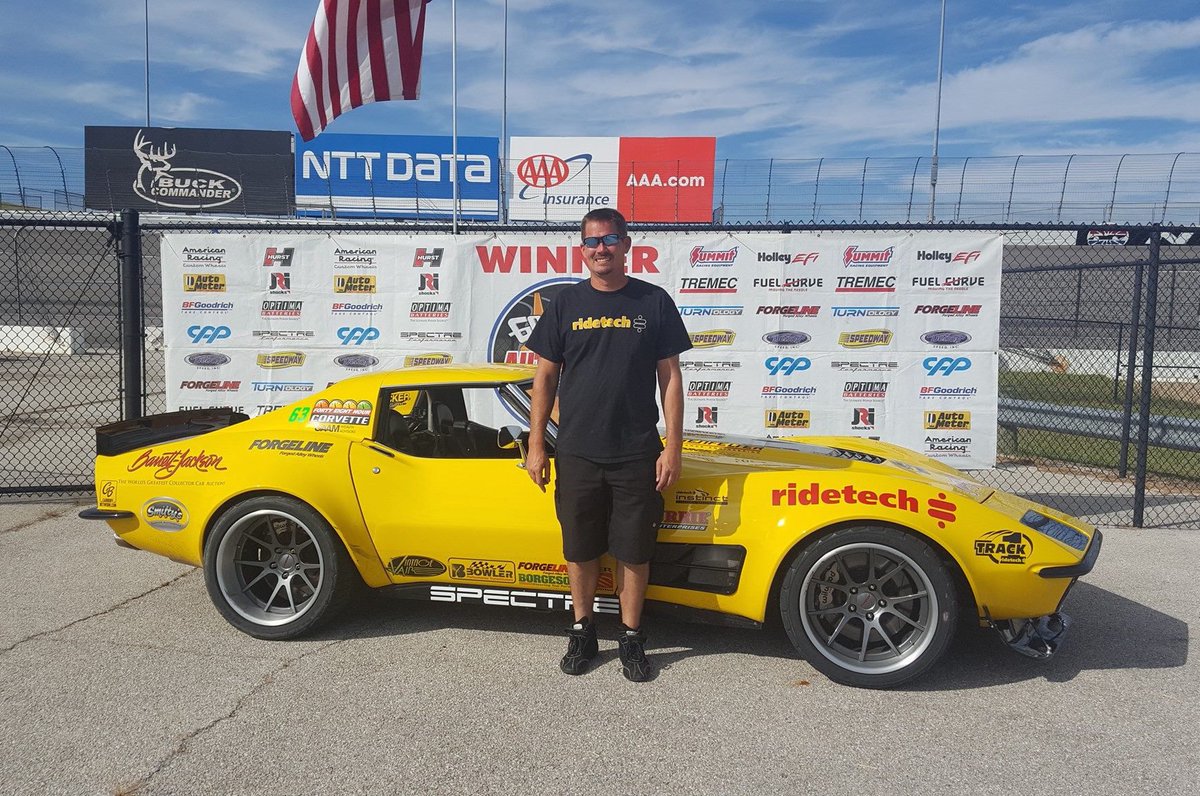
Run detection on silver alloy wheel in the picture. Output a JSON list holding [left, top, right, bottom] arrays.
[[798, 542, 939, 675], [213, 508, 325, 627]]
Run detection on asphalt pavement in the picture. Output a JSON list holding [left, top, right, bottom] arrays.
[[0, 501, 1195, 796]]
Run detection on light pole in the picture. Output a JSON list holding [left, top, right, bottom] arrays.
[[929, 0, 946, 222]]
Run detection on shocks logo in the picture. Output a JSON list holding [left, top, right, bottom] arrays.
[[186, 325, 231, 344], [765, 356, 811, 375], [337, 326, 380, 346], [923, 356, 971, 376]]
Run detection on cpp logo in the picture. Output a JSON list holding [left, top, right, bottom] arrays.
[[923, 356, 971, 376], [765, 356, 812, 376], [186, 325, 231, 344], [337, 326, 381, 346]]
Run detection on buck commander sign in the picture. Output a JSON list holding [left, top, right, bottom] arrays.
[[84, 126, 294, 214]]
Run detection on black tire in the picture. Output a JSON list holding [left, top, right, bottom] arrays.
[[203, 496, 359, 640], [779, 526, 958, 688]]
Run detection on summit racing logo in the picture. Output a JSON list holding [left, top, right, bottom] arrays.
[[262, 247, 295, 267], [334, 275, 377, 294], [131, 130, 242, 209], [514, 153, 611, 208], [687, 381, 731, 398], [689, 330, 735, 348], [183, 274, 226, 292], [843, 246, 894, 267], [924, 411, 972, 430], [975, 531, 1033, 564], [689, 246, 737, 266]]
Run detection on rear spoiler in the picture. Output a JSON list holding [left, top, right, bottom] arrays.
[[96, 408, 249, 456]]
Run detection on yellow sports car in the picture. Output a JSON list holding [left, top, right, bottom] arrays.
[[81, 364, 1100, 688]]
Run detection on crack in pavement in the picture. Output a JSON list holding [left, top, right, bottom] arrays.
[[128, 634, 357, 794], [0, 569, 196, 655], [0, 505, 77, 536]]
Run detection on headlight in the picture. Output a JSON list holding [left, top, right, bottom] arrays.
[[1021, 510, 1088, 551]]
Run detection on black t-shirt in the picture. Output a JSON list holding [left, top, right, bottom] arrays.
[[525, 277, 692, 462]]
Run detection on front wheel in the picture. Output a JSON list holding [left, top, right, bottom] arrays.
[[203, 496, 358, 640], [780, 526, 958, 688]]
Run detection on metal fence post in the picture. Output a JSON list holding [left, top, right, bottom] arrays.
[[119, 209, 144, 422], [1117, 244, 1146, 478], [1132, 227, 1161, 527]]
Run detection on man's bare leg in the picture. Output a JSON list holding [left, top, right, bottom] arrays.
[[616, 560, 650, 629], [567, 559, 601, 621]]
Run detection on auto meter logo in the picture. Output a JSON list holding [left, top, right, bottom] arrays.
[[924, 411, 972, 430], [142, 498, 189, 531], [131, 130, 243, 209], [921, 330, 972, 347], [689, 329, 736, 348], [765, 409, 811, 429], [185, 352, 230, 368], [183, 274, 226, 292], [334, 275, 377, 294], [762, 331, 811, 347], [489, 278, 578, 365], [974, 530, 1033, 564]]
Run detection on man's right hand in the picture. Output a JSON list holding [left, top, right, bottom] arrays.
[[526, 446, 550, 492]]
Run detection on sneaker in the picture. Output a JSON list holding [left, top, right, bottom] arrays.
[[560, 616, 599, 675], [617, 625, 652, 682]]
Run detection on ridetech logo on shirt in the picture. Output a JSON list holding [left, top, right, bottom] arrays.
[[570, 314, 648, 333]]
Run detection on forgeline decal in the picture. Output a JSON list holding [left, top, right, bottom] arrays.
[[689, 329, 736, 348], [386, 555, 448, 577], [403, 353, 452, 367], [924, 411, 972, 430], [143, 498, 189, 531], [333, 275, 377, 294], [256, 351, 305, 369], [838, 329, 893, 348], [248, 439, 334, 458], [771, 483, 959, 527], [127, 448, 227, 480], [99, 480, 117, 508], [660, 510, 711, 531], [430, 585, 620, 614], [765, 409, 811, 429], [183, 273, 226, 292], [673, 488, 729, 505], [308, 399, 373, 428], [514, 563, 615, 591], [975, 531, 1033, 564], [449, 558, 516, 584]]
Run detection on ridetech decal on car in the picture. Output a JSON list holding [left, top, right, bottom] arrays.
[[770, 483, 959, 527]]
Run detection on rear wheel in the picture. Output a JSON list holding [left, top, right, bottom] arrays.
[[203, 496, 358, 640], [780, 526, 958, 688]]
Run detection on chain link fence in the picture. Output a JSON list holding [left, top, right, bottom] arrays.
[[2, 212, 1197, 528]]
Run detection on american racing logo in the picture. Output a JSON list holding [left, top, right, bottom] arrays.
[[843, 246, 893, 267], [687, 381, 731, 398], [680, 277, 737, 294], [334, 248, 378, 267], [183, 274, 226, 292], [753, 277, 823, 291], [413, 247, 444, 267], [756, 305, 819, 317], [836, 275, 895, 293], [832, 306, 898, 317], [679, 306, 743, 316], [843, 381, 888, 399], [925, 435, 972, 455], [689, 330, 735, 348], [181, 246, 227, 266], [764, 409, 811, 429], [262, 247, 295, 267], [850, 407, 876, 430], [914, 304, 981, 317], [660, 510, 711, 531], [179, 380, 240, 391], [975, 531, 1032, 564], [261, 300, 302, 318], [689, 246, 737, 266], [450, 558, 516, 584], [916, 250, 981, 264], [256, 352, 305, 369], [386, 555, 447, 577], [181, 300, 233, 315], [924, 411, 972, 430], [334, 275, 377, 294], [410, 302, 450, 320], [838, 329, 892, 348], [772, 483, 959, 527], [127, 448, 227, 480], [143, 498, 189, 531]]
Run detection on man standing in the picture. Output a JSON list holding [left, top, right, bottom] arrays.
[[524, 208, 691, 682]]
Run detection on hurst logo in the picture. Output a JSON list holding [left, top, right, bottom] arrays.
[[413, 248, 444, 267], [262, 247, 295, 267]]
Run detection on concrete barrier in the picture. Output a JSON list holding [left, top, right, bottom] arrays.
[[0, 326, 80, 355]]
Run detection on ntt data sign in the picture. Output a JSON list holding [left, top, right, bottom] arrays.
[[295, 133, 499, 219], [508, 136, 716, 222]]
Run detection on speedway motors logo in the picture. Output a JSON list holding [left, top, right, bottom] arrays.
[[488, 278, 577, 365]]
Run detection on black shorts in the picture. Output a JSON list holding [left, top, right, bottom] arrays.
[[554, 453, 663, 565]]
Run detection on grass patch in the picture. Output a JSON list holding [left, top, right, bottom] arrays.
[[999, 372, 1200, 419]]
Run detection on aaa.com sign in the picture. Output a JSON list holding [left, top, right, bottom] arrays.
[[509, 136, 715, 223]]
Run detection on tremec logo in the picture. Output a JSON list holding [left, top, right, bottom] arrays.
[[337, 326, 381, 346], [262, 247, 295, 267], [923, 356, 972, 376], [765, 356, 811, 375], [186, 325, 231, 344]]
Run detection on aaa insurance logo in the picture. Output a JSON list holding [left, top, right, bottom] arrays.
[[131, 130, 243, 209], [514, 153, 602, 203]]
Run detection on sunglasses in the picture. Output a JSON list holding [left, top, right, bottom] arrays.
[[581, 233, 625, 248]]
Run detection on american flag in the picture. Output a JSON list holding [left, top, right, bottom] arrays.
[[291, 0, 432, 142]]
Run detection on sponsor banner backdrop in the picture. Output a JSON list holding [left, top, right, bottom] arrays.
[[508, 136, 715, 223], [162, 232, 1000, 466], [295, 133, 499, 219], [84, 126, 293, 214]]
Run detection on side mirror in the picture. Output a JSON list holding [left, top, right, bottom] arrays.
[[498, 425, 528, 463]]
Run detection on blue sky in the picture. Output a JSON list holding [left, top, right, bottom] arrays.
[[3, 0, 1200, 160]]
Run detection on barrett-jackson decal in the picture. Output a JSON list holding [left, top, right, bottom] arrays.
[[127, 448, 227, 479], [974, 531, 1032, 564], [449, 558, 516, 583], [143, 498, 188, 531], [248, 438, 334, 456], [429, 585, 620, 614], [386, 555, 448, 577]]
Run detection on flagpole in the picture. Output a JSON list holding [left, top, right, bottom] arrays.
[[928, 0, 946, 222], [500, 0, 508, 224], [144, 0, 151, 125], [451, 0, 459, 234]]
